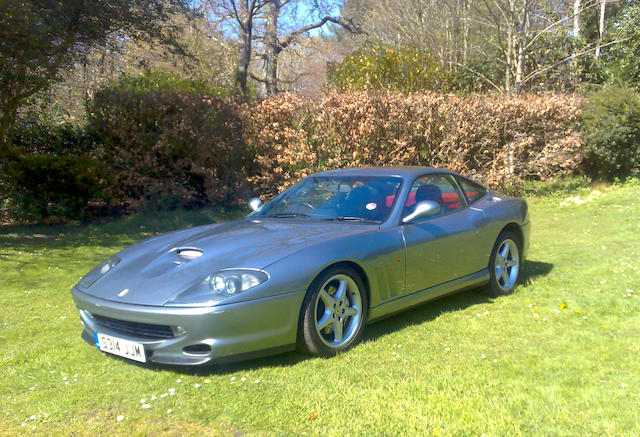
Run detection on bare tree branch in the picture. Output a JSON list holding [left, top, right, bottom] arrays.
[[522, 37, 631, 84], [278, 16, 363, 52]]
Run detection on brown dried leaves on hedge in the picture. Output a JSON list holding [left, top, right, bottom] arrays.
[[247, 91, 583, 196]]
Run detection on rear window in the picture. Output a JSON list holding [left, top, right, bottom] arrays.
[[456, 177, 487, 204]]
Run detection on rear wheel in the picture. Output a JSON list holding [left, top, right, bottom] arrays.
[[487, 231, 521, 296], [298, 266, 368, 357]]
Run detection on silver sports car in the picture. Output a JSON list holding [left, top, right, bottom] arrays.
[[72, 167, 530, 365]]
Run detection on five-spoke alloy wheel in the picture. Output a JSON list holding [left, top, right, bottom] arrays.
[[487, 231, 521, 296], [298, 266, 368, 356]]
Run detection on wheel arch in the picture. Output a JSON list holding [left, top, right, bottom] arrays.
[[310, 260, 371, 309], [499, 222, 523, 248], [296, 260, 371, 355]]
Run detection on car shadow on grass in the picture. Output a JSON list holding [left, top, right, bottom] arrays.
[[518, 260, 553, 286], [162, 259, 553, 377]]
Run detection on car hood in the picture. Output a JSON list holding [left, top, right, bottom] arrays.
[[79, 218, 377, 306]]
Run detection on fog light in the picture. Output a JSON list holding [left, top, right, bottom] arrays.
[[172, 325, 187, 336]]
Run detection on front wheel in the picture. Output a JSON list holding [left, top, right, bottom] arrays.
[[487, 231, 521, 296], [298, 266, 368, 357]]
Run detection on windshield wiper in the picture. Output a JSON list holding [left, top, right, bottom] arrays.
[[326, 216, 380, 224], [264, 213, 311, 218]]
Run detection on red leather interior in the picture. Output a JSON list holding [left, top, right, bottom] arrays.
[[386, 190, 478, 210]]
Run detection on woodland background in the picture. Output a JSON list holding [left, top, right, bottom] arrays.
[[1, 0, 639, 223]]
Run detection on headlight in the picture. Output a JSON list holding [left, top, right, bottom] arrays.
[[166, 269, 268, 306], [78, 255, 121, 288]]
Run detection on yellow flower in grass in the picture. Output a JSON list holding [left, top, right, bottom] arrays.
[[559, 303, 567, 310], [433, 428, 443, 436], [574, 309, 581, 314]]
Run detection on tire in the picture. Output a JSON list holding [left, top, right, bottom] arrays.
[[486, 231, 522, 297], [297, 265, 368, 357]]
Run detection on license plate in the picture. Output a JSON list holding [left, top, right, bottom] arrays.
[[94, 332, 146, 363]]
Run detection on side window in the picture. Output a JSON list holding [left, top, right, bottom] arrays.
[[456, 177, 487, 204], [403, 174, 464, 219]]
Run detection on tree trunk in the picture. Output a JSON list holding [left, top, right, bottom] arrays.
[[571, 0, 582, 74], [462, 0, 469, 65], [506, 26, 513, 95], [514, 4, 529, 95], [573, 0, 581, 39], [515, 39, 525, 94], [263, 1, 281, 96], [0, 105, 17, 160], [513, 41, 525, 94], [235, 3, 253, 96], [595, 0, 606, 59]]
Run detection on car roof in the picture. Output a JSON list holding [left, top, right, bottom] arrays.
[[312, 166, 460, 180]]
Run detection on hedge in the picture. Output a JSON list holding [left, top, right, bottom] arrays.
[[247, 91, 583, 196], [3, 86, 593, 222]]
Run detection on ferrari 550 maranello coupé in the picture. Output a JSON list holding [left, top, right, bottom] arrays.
[[72, 167, 530, 365]]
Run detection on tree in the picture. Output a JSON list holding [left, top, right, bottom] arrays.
[[327, 44, 453, 92], [0, 0, 188, 158], [253, 0, 361, 96], [36, 13, 235, 124], [206, 0, 360, 96], [339, 0, 474, 67], [605, 2, 640, 89], [206, 0, 270, 95], [337, 0, 632, 94]]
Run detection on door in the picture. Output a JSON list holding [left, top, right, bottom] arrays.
[[401, 174, 487, 295]]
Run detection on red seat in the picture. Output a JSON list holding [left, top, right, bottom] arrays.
[[387, 191, 464, 210], [386, 191, 417, 208]]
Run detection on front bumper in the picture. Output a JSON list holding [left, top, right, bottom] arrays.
[[71, 287, 305, 365]]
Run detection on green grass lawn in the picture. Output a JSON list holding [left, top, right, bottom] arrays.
[[1, 180, 639, 436]]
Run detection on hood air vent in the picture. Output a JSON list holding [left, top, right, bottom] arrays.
[[176, 248, 203, 260]]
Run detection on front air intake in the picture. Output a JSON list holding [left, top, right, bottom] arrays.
[[92, 314, 175, 340]]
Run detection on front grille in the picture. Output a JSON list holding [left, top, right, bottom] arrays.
[[92, 314, 175, 340]]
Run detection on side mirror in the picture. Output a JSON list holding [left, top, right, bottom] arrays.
[[402, 200, 441, 223], [248, 197, 263, 212]]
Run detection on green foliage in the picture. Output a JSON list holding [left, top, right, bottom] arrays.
[[521, 176, 592, 198], [605, 3, 640, 90], [11, 119, 95, 155], [0, 0, 188, 155], [581, 86, 640, 179], [526, 30, 574, 92], [1, 121, 109, 222], [448, 58, 503, 93], [101, 71, 228, 97], [328, 44, 453, 92], [4, 154, 109, 222]]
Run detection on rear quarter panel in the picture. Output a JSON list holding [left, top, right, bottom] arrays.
[[476, 192, 530, 263]]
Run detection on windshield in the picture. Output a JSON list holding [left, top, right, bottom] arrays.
[[255, 176, 403, 223]]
